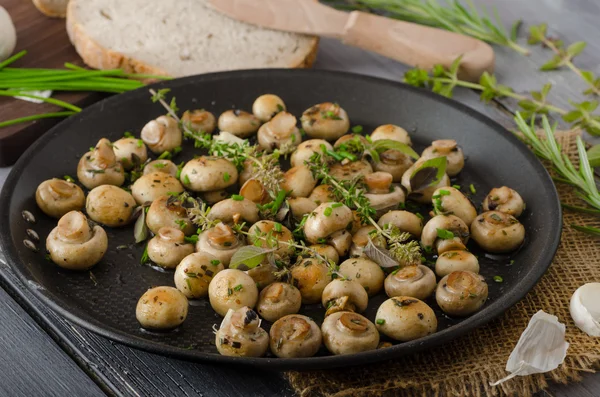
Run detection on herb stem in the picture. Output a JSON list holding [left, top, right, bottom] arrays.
[[0, 90, 82, 112]]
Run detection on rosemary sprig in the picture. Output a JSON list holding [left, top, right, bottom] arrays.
[[323, 0, 529, 55]]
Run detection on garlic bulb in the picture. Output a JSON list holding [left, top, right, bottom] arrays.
[[0, 7, 16, 62], [570, 283, 600, 336]]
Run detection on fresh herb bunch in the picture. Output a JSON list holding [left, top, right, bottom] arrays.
[[322, 0, 528, 55]]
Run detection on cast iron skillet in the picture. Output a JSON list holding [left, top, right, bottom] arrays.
[[0, 69, 561, 370]]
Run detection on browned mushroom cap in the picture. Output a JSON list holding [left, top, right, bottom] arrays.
[[208, 269, 259, 316], [349, 225, 387, 258], [431, 187, 477, 226], [181, 109, 217, 134], [371, 149, 414, 182], [288, 198, 318, 221], [371, 124, 412, 145], [291, 139, 333, 168], [329, 160, 373, 182], [471, 211, 525, 253], [435, 250, 479, 277], [303, 202, 352, 244], [257, 111, 301, 152], [146, 195, 194, 235], [208, 197, 260, 225], [256, 282, 302, 322], [384, 265, 437, 300], [338, 257, 385, 297], [113, 137, 148, 170], [482, 186, 525, 217], [308, 184, 336, 205], [321, 312, 379, 355], [280, 165, 317, 198], [147, 227, 195, 269], [174, 252, 224, 299], [329, 229, 353, 257], [252, 94, 286, 122], [375, 297, 437, 341], [77, 138, 125, 189], [179, 157, 238, 192], [196, 223, 246, 267], [141, 115, 182, 154], [46, 211, 108, 270], [377, 210, 423, 238], [421, 139, 464, 176], [322, 279, 369, 316], [270, 314, 322, 358], [215, 307, 269, 357], [436, 271, 488, 316], [290, 258, 332, 304], [218, 109, 261, 138], [36, 178, 85, 219], [86, 185, 137, 227], [131, 172, 184, 205], [143, 160, 179, 177], [239, 179, 270, 204], [421, 215, 470, 254], [308, 244, 340, 265], [363, 172, 405, 216], [136, 286, 188, 330], [247, 221, 295, 259], [301, 102, 350, 141]]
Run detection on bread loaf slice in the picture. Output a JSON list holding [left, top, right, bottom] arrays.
[[66, 0, 319, 77], [33, 0, 69, 18]]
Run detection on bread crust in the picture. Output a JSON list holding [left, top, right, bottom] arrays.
[[33, 0, 68, 18], [66, 1, 319, 76]]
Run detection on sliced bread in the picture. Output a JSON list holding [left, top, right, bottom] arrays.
[[33, 0, 69, 18], [66, 0, 319, 77]]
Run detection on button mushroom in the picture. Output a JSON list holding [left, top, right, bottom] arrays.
[[291, 139, 333, 168], [131, 172, 184, 205], [257, 111, 302, 152], [36, 178, 85, 219], [247, 220, 295, 259], [140, 115, 182, 154], [246, 262, 278, 290], [256, 282, 302, 322], [112, 137, 148, 170], [308, 244, 340, 265], [77, 138, 125, 189], [329, 160, 373, 182], [290, 258, 332, 304], [46, 211, 108, 270], [435, 250, 479, 277], [147, 227, 195, 269], [384, 265, 436, 300], [436, 271, 488, 316], [431, 187, 477, 226], [281, 165, 317, 198], [301, 102, 350, 141], [471, 211, 525, 253], [401, 160, 450, 203], [215, 307, 268, 357], [421, 139, 464, 176], [308, 185, 335, 205], [363, 172, 405, 216], [329, 229, 353, 257], [321, 312, 379, 355], [218, 109, 261, 138], [333, 134, 369, 150], [207, 197, 260, 225], [421, 215, 470, 254], [303, 202, 352, 247], [339, 257, 385, 297], [371, 149, 414, 183], [239, 179, 270, 204], [208, 269, 259, 316], [196, 223, 246, 267], [288, 197, 318, 221], [252, 94, 286, 122], [174, 252, 224, 299], [270, 314, 322, 358], [483, 186, 525, 217], [371, 124, 412, 145], [375, 297, 437, 341], [181, 109, 216, 134], [146, 195, 194, 235], [136, 286, 188, 330], [349, 225, 387, 258], [85, 185, 136, 227], [143, 159, 178, 177], [179, 157, 238, 192], [322, 279, 368, 316], [377, 210, 423, 238]]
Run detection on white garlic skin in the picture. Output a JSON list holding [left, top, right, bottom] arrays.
[[0, 7, 16, 62], [570, 283, 600, 337]]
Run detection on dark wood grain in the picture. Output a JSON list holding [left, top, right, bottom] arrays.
[[0, 0, 103, 167], [0, 0, 598, 396]]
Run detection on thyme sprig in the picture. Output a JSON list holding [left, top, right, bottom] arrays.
[[323, 0, 528, 55]]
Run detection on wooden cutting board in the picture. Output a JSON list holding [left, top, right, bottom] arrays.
[[0, 0, 105, 166]]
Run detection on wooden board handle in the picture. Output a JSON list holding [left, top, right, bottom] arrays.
[[341, 11, 494, 82]]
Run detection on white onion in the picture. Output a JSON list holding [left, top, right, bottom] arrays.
[[570, 283, 600, 337]]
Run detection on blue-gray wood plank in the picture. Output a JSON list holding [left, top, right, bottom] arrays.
[[1, 0, 599, 396]]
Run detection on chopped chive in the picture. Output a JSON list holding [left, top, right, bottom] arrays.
[[436, 228, 454, 239], [210, 259, 221, 266], [452, 184, 461, 189], [376, 319, 385, 325], [137, 139, 143, 148], [223, 172, 230, 182], [469, 184, 476, 194], [493, 275, 504, 283], [415, 213, 424, 220], [183, 174, 191, 186], [124, 131, 134, 138], [331, 203, 343, 208], [184, 235, 199, 244], [438, 189, 450, 196], [140, 245, 149, 264], [324, 207, 333, 217], [63, 175, 75, 183], [233, 284, 243, 292], [352, 125, 363, 133], [274, 222, 282, 232], [232, 194, 244, 201], [158, 150, 172, 160]]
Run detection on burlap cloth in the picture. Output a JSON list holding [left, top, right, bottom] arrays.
[[287, 131, 600, 397]]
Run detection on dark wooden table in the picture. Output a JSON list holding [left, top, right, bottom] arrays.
[[1, 0, 599, 396]]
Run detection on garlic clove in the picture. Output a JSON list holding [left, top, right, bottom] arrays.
[[570, 283, 600, 337]]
